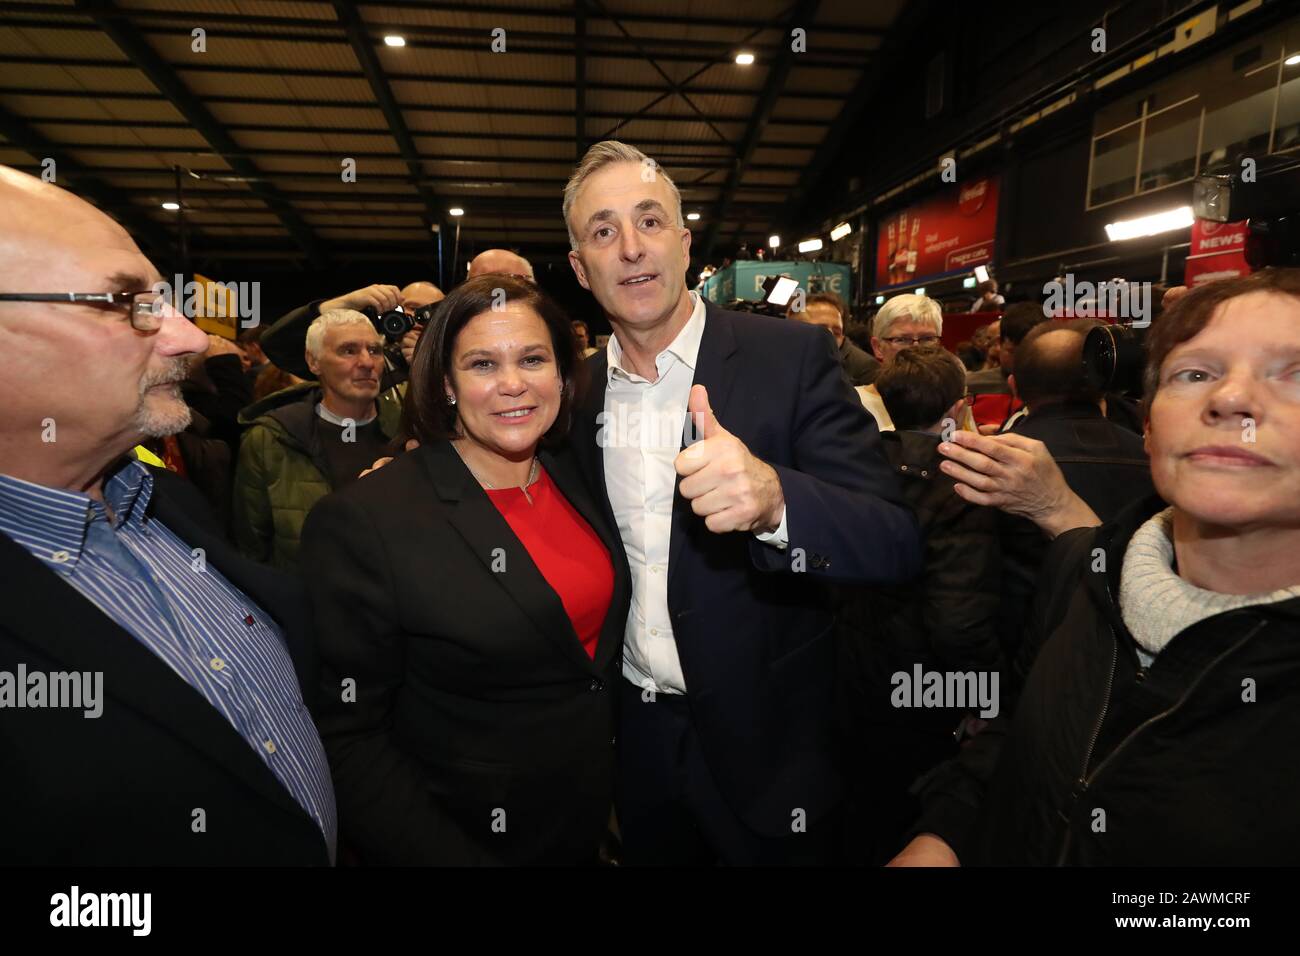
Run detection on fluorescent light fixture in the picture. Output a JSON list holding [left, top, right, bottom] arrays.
[[686, 212, 701, 221], [448, 207, 464, 217], [875, 295, 885, 305], [768, 234, 780, 249], [1286, 54, 1300, 66], [963, 277, 977, 288], [384, 35, 406, 47], [161, 201, 180, 210], [973, 264, 990, 283], [915, 287, 926, 296], [1104, 205, 1194, 241], [735, 52, 755, 65], [797, 237, 823, 253], [830, 221, 852, 241]]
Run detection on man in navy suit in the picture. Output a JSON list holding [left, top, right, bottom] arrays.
[[564, 142, 922, 864]]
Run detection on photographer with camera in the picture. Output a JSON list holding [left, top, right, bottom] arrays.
[[233, 310, 400, 569]]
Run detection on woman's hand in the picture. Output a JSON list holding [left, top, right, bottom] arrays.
[[887, 834, 960, 867], [938, 430, 1101, 538]]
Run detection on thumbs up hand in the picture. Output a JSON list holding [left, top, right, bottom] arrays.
[[674, 384, 785, 534]]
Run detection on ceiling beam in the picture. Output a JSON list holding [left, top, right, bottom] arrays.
[[331, 0, 442, 230], [575, 0, 587, 160], [0, 13, 873, 68], [0, 54, 849, 99], [15, 116, 818, 150], [0, 88, 831, 127], [72, 0, 327, 268], [702, 0, 819, 260]]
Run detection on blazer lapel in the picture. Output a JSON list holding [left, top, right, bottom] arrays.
[[668, 303, 740, 592], [540, 443, 629, 675], [418, 440, 598, 674], [0, 532, 313, 823]]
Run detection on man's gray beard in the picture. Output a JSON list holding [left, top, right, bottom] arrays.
[[132, 358, 193, 438]]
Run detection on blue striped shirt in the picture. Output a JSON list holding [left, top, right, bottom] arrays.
[[0, 461, 336, 860]]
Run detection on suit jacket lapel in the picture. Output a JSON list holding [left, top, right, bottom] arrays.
[[540, 443, 628, 675], [419, 440, 598, 674], [0, 532, 313, 823], [668, 303, 740, 592]]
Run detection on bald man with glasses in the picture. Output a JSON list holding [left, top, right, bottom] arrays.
[[0, 164, 335, 865]]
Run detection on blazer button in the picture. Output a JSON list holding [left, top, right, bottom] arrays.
[[589, 679, 604, 692]]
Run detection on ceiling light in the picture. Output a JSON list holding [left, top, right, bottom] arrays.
[[768, 234, 780, 249], [797, 237, 823, 253], [449, 207, 464, 217], [1104, 205, 1194, 241], [686, 212, 701, 221], [161, 202, 180, 210], [1286, 54, 1300, 66], [384, 35, 406, 47], [735, 52, 755, 65], [915, 287, 926, 296]]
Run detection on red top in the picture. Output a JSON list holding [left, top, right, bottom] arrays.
[[485, 467, 614, 659]]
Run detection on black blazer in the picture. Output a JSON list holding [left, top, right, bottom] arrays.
[[571, 301, 922, 838], [299, 439, 631, 865], [0, 468, 330, 866]]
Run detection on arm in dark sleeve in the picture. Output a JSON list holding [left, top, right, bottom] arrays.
[[922, 499, 1004, 674], [261, 301, 325, 379], [749, 327, 922, 585], [300, 494, 493, 865], [909, 526, 1096, 861], [190, 354, 253, 445]]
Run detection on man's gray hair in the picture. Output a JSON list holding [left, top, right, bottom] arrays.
[[305, 309, 377, 359], [563, 140, 683, 251], [872, 293, 944, 340]]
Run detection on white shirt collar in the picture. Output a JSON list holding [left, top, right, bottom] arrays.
[[315, 401, 376, 427], [606, 292, 707, 383]]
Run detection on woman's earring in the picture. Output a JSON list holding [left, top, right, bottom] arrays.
[[446, 394, 457, 405]]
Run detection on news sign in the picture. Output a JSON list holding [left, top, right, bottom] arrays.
[[875, 176, 1000, 289], [1185, 218, 1250, 287]]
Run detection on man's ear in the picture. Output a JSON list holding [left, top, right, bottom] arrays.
[[1008, 373, 1018, 400], [943, 397, 965, 425], [305, 349, 320, 377], [680, 224, 692, 271], [870, 337, 886, 363], [568, 249, 590, 291]]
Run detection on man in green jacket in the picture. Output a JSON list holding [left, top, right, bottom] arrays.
[[233, 310, 400, 568]]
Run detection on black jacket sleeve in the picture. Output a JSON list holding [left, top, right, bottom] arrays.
[[909, 526, 1097, 862], [261, 300, 325, 379], [748, 325, 921, 585], [300, 492, 494, 865]]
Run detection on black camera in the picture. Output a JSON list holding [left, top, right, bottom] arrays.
[[1194, 153, 1300, 268], [363, 302, 438, 341], [1082, 322, 1147, 399]]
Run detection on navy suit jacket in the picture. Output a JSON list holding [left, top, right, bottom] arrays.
[[573, 299, 922, 836]]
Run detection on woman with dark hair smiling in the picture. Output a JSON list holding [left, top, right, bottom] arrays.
[[890, 267, 1300, 865], [300, 275, 630, 865]]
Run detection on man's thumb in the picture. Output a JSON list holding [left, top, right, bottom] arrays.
[[687, 383, 722, 440]]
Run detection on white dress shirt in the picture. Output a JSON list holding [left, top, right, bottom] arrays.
[[603, 293, 786, 695]]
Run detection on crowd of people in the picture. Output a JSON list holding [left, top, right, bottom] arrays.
[[3, 138, 1299, 867]]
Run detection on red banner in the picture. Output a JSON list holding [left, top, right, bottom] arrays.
[[875, 175, 1000, 289], [1185, 218, 1250, 287]]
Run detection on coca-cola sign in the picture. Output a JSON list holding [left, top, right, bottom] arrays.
[[875, 175, 1000, 289]]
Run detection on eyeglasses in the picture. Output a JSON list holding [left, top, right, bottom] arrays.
[[882, 334, 940, 347], [0, 291, 172, 332]]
